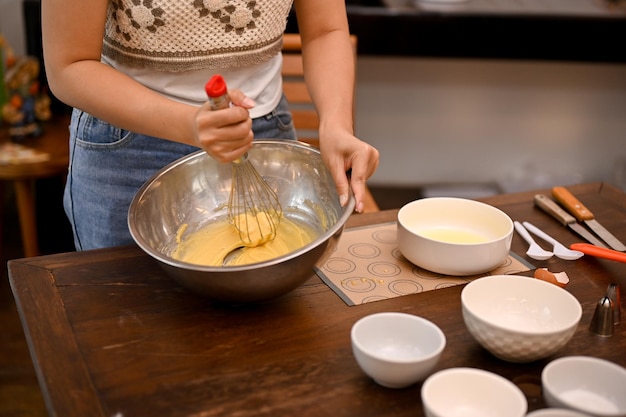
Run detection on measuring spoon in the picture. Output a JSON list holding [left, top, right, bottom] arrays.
[[514, 221, 553, 260], [522, 221, 584, 260]]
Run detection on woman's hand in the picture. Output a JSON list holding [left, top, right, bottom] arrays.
[[320, 131, 380, 213], [193, 89, 256, 163]]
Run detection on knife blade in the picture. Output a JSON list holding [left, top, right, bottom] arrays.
[[533, 194, 608, 248], [552, 187, 626, 252]]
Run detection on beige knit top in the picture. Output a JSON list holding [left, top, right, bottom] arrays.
[[102, 0, 295, 72]]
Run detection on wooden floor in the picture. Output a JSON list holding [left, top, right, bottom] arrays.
[[0, 180, 417, 417]]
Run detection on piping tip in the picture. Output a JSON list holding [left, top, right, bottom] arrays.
[[606, 283, 622, 325], [589, 296, 614, 337]]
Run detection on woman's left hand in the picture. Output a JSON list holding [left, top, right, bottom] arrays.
[[319, 131, 379, 213]]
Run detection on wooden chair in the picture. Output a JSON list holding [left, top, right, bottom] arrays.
[[281, 34, 380, 213]]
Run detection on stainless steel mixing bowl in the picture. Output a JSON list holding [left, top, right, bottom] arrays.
[[128, 140, 355, 303]]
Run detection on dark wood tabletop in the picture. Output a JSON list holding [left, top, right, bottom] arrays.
[[8, 182, 626, 417]]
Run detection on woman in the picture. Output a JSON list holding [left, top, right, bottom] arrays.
[[42, 0, 380, 250]]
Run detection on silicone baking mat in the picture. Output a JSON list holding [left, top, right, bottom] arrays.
[[315, 222, 533, 306]]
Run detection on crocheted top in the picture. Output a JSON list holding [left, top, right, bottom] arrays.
[[102, 0, 294, 72]]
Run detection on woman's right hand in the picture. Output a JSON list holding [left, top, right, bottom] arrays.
[[194, 89, 256, 163]]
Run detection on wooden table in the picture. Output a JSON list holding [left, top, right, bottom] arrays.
[[9, 182, 626, 417], [1, 115, 70, 257]]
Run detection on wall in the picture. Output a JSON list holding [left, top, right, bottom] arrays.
[[0, 0, 25, 55], [356, 57, 626, 193]]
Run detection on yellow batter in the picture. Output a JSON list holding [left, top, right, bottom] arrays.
[[231, 211, 276, 246], [171, 216, 319, 267]]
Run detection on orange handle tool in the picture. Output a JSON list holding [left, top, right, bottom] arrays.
[[570, 243, 626, 263]]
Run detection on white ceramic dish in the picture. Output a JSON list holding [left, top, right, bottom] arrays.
[[542, 356, 626, 417], [461, 275, 582, 362], [397, 197, 513, 276], [526, 409, 591, 417], [351, 312, 446, 388], [421, 367, 527, 417]]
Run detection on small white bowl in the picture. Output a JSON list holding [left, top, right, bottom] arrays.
[[526, 409, 591, 417], [542, 356, 626, 417], [461, 275, 582, 362], [421, 367, 527, 417], [351, 312, 446, 388], [397, 197, 513, 276]]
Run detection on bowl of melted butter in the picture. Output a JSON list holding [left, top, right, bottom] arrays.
[[397, 197, 513, 276], [128, 140, 354, 303]]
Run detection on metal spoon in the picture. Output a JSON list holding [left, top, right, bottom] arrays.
[[522, 221, 584, 260], [514, 221, 553, 260]]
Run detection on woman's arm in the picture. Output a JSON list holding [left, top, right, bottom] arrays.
[[42, 0, 254, 162], [294, 0, 380, 212]]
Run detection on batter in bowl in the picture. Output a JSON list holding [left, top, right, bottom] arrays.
[[171, 215, 319, 266]]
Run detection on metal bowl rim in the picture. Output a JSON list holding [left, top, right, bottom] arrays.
[[128, 140, 356, 272]]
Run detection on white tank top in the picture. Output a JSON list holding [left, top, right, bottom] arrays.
[[102, 53, 283, 119]]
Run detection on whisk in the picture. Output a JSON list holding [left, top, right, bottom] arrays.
[[205, 75, 282, 246]]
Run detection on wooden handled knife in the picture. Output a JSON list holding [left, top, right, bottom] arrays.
[[552, 187, 626, 252], [533, 194, 608, 248]]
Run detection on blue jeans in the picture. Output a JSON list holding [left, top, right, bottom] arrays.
[[64, 95, 296, 250]]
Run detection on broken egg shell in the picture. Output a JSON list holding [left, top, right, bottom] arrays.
[[534, 268, 569, 288]]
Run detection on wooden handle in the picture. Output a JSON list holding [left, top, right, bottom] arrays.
[[534, 194, 576, 226], [552, 186, 594, 222]]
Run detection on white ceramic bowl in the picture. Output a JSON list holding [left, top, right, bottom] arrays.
[[351, 312, 446, 388], [526, 409, 591, 417], [397, 197, 513, 276], [421, 367, 527, 417], [542, 356, 626, 417], [461, 275, 582, 363]]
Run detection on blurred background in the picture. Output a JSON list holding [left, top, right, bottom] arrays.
[[3, 0, 626, 210]]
